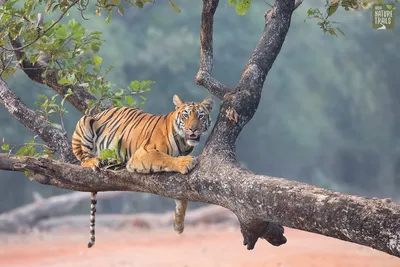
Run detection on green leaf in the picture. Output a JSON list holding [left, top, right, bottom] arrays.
[[115, 88, 124, 97], [24, 170, 29, 177], [139, 80, 155, 90], [113, 99, 124, 107], [79, 83, 89, 88], [125, 95, 134, 106], [56, 25, 68, 38], [169, 0, 181, 13], [307, 8, 314, 15], [143, 88, 151, 93], [130, 80, 140, 91], [1, 143, 9, 151], [99, 149, 116, 160], [134, 0, 144, 8], [111, 0, 121, 4], [58, 77, 71, 85], [228, 0, 237, 6], [336, 27, 345, 36], [67, 19, 78, 30], [327, 3, 339, 17], [38, 94, 48, 100], [386, 4, 393, 9], [92, 55, 103, 66], [236, 0, 251, 16], [91, 43, 101, 53], [328, 28, 336, 36]]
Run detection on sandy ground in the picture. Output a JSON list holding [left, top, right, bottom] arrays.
[[0, 225, 399, 267]]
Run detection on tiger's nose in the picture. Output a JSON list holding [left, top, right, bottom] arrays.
[[189, 127, 198, 132]]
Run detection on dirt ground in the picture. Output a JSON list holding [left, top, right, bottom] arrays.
[[0, 225, 399, 267]]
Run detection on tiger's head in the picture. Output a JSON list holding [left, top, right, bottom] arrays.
[[172, 94, 214, 147]]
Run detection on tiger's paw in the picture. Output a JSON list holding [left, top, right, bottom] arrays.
[[176, 156, 198, 174], [81, 158, 100, 171], [173, 214, 185, 234], [98, 158, 119, 168], [173, 221, 184, 234]]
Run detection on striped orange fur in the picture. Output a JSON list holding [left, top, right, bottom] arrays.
[[71, 94, 214, 248]]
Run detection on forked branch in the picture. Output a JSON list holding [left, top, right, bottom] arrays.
[[195, 0, 231, 99]]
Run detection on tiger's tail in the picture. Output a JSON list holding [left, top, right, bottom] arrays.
[[88, 191, 97, 248]]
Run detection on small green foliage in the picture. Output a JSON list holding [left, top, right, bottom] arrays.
[[1, 142, 10, 151], [1, 138, 10, 152], [87, 79, 154, 113], [134, 0, 144, 8], [16, 140, 36, 157], [169, 0, 182, 13], [228, 0, 237, 6], [236, 0, 252, 16], [1, 137, 54, 159], [35, 93, 68, 122], [327, 3, 339, 17], [228, 0, 252, 15], [305, 7, 344, 37], [99, 148, 117, 160], [92, 55, 103, 67], [98, 146, 122, 166]]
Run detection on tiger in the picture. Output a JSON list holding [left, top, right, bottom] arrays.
[[71, 94, 214, 248]]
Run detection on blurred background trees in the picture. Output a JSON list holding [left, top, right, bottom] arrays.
[[1, 0, 399, 215]]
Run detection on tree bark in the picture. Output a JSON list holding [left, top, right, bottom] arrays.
[[0, 78, 78, 163]]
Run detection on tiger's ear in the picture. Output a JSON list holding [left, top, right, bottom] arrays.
[[201, 96, 214, 112], [173, 94, 184, 109]]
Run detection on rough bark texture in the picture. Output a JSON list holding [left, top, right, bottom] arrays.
[[0, 78, 77, 163], [0, 154, 399, 257], [1, 0, 399, 260]]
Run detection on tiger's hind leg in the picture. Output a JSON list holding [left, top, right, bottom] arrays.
[[174, 199, 188, 234], [126, 146, 195, 235]]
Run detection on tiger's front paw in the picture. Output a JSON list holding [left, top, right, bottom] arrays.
[[81, 158, 101, 171], [176, 156, 198, 174]]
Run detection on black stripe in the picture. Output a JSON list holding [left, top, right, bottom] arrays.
[[144, 115, 163, 147]]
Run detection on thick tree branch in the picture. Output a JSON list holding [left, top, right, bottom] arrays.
[[195, 0, 231, 100], [201, 0, 296, 157], [0, 78, 77, 163], [0, 154, 399, 257], [9, 38, 95, 113]]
